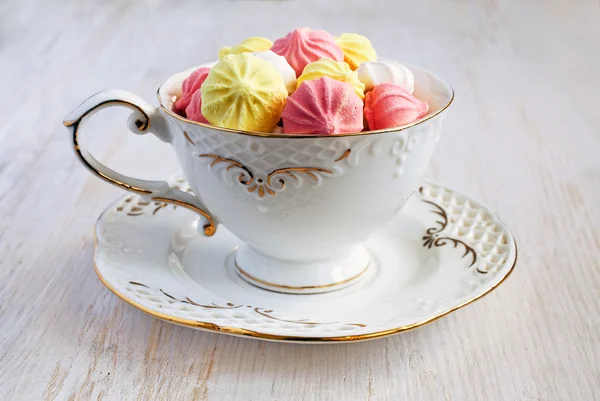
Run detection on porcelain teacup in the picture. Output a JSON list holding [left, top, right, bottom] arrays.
[[64, 62, 453, 294]]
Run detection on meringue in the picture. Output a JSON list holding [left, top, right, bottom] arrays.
[[219, 37, 273, 60], [252, 50, 296, 94], [334, 33, 377, 70], [173, 67, 211, 115], [201, 54, 287, 132], [357, 61, 415, 93], [297, 58, 365, 99], [282, 77, 363, 135], [364, 83, 429, 130], [185, 88, 209, 124], [271, 28, 343, 76]]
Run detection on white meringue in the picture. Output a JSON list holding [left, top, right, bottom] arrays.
[[356, 61, 415, 93], [252, 50, 297, 94]]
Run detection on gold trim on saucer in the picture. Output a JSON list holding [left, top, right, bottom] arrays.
[[93, 246, 516, 342], [235, 261, 369, 291], [91, 186, 518, 343]]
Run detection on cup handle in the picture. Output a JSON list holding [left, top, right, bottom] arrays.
[[63, 90, 218, 236]]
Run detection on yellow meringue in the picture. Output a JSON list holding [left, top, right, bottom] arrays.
[[296, 59, 365, 99], [201, 54, 288, 132], [334, 33, 377, 70], [219, 37, 273, 60]]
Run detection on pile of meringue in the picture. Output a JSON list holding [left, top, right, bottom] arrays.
[[172, 27, 429, 134]]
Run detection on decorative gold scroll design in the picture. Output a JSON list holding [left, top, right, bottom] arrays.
[[197, 150, 351, 198], [117, 197, 173, 216], [183, 130, 195, 145], [253, 308, 366, 327], [115, 179, 192, 216], [129, 281, 366, 327], [334, 148, 351, 162], [158, 288, 241, 309], [419, 187, 479, 271]]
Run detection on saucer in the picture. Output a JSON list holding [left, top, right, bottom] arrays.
[[94, 178, 517, 343]]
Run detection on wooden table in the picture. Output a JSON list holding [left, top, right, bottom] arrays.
[[1, 0, 598, 399]]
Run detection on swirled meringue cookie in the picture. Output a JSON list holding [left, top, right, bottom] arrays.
[[252, 50, 296, 94], [271, 28, 343, 76], [219, 37, 273, 60], [173, 67, 211, 115], [364, 83, 428, 130], [282, 77, 363, 135], [357, 61, 415, 93], [185, 89, 209, 124], [201, 54, 287, 132], [297, 59, 365, 99], [334, 33, 377, 70]]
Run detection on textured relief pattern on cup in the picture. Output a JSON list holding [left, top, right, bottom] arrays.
[[186, 124, 441, 200], [390, 130, 418, 178], [389, 116, 443, 178], [187, 130, 380, 200], [188, 128, 350, 173]]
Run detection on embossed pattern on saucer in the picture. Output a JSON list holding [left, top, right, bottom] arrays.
[[93, 178, 517, 343]]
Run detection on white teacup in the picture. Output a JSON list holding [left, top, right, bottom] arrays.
[[64, 63, 453, 294]]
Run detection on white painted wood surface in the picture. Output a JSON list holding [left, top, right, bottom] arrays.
[[1, 0, 599, 399]]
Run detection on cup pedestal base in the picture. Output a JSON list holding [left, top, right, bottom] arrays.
[[234, 245, 370, 294]]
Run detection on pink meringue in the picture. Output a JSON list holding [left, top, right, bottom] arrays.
[[271, 28, 343, 77], [173, 67, 211, 115], [185, 89, 209, 124], [282, 76, 363, 135], [364, 83, 429, 130]]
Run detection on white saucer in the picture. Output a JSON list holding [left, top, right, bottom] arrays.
[[94, 178, 517, 343]]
